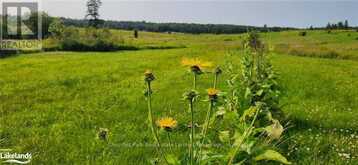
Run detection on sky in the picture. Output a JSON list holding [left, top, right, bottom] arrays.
[[38, 0, 358, 28]]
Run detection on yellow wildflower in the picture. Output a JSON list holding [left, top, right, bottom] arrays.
[[181, 58, 213, 69], [207, 88, 219, 101], [181, 58, 213, 75], [156, 117, 177, 131], [207, 88, 219, 96]]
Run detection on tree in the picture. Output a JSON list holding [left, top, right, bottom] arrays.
[[49, 18, 65, 39], [331, 23, 338, 29], [337, 21, 344, 29], [326, 23, 331, 29], [344, 20, 349, 29], [262, 24, 268, 32], [86, 0, 103, 28]]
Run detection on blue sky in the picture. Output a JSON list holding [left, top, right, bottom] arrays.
[[43, 0, 358, 28]]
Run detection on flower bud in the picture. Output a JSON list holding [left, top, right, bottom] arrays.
[[144, 70, 155, 82]]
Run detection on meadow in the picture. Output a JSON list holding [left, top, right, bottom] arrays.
[[0, 29, 357, 164]]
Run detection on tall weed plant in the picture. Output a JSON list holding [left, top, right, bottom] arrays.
[[142, 32, 290, 165]]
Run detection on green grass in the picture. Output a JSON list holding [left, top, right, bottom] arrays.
[[0, 30, 357, 164], [112, 29, 358, 60], [262, 30, 358, 60]]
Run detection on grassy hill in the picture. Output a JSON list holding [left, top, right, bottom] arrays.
[[0, 30, 357, 164]]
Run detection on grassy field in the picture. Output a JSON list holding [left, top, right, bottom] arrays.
[[0, 30, 357, 164]]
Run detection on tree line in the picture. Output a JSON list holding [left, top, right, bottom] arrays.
[[308, 20, 356, 30], [60, 18, 294, 34], [326, 20, 350, 30]]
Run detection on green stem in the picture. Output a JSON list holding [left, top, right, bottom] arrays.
[[146, 82, 169, 164], [227, 109, 259, 165], [202, 100, 213, 139], [189, 99, 195, 165], [167, 132, 174, 154], [198, 99, 214, 164], [213, 74, 218, 89], [193, 73, 197, 90]]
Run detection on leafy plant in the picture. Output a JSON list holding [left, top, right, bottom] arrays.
[[241, 31, 283, 121], [46, 26, 126, 51], [49, 18, 65, 39], [142, 32, 290, 165]]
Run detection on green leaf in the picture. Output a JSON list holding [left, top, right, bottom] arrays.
[[219, 131, 230, 143], [240, 106, 258, 121], [200, 151, 225, 164], [232, 159, 246, 165], [215, 107, 226, 117], [244, 87, 252, 98], [165, 154, 180, 165], [256, 89, 264, 96], [261, 84, 271, 88], [252, 127, 266, 135], [149, 158, 160, 165], [224, 111, 239, 123], [264, 119, 284, 140], [232, 131, 244, 146], [240, 139, 256, 154], [254, 150, 291, 164]]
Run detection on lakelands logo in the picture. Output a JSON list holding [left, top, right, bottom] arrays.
[[0, 149, 32, 164], [0, 0, 42, 50]]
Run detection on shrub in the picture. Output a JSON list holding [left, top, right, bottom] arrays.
[[81, 28, 119, 51], [134, 29, 138, 38], [47, 27, 128, 51], [298, 31, 307, 36], [42, 37, 61, 51], [61, 37, 86, 51], [58, 27, 84, 51], [49, 18, 65, 39]]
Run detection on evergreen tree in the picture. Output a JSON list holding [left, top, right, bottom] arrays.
[[86, 0, 103, 28], [326, 23, 331, 29], [332, 23, 338, 29], [344, 20, 349, 29], [263, 24, 268, 32], [337, 21, 344, 29]]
